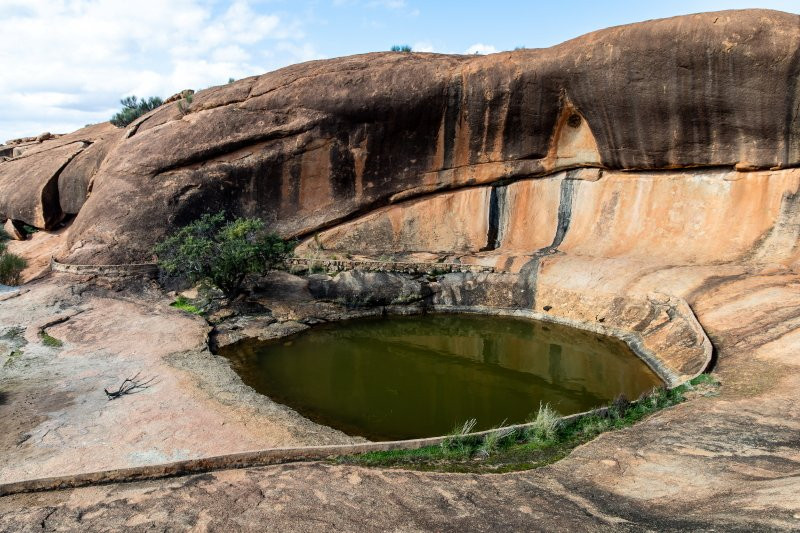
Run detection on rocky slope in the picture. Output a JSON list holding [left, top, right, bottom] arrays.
[[0, 9, 798, 266]]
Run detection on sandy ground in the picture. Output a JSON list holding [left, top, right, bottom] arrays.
[[0, 277, 357, 486]]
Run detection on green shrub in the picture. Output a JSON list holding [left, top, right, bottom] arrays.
[[177, 92, 194, 115], [309, 263, 327, 274], [20, 224, 38, 236], [477, 425, 516, 457], [390, 45, 412, 52], [153, 212, 295, 299], [0, 230, 26, 286], [0, 253, 26, 285], [110, 95, 164, 127]]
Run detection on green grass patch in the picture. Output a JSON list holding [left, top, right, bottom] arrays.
[[170, 295, 203, 315], [3, 349, 23, 368], [39, 331, 63, 347], [332, 375, 719, 473], [309, 265, 328, 274]]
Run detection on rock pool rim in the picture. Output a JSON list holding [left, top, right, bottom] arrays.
[[0, 392, 675, 497], [0, 303, 710, 496], [219, 311, 664, 441]]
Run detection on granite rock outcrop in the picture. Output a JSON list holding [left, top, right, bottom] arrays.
[[0, 9, 797, 266]]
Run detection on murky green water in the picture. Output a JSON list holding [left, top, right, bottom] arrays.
[[219, 314, 662, 441]]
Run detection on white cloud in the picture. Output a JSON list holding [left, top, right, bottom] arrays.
[[412, 41, 435, 53], [275, 42, 326, 63], [0, 0, 315, 141], [465, 43, 498, 55]]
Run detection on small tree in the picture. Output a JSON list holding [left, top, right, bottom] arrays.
[[153, 212, 294, 299], [110, 95, 164, 127], [390, 45, 412, 52], [0, 229, 27, 286]]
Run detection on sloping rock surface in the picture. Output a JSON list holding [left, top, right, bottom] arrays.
[[0, 123, 121, 229]]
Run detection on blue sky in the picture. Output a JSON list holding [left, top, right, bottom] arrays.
[[1, 0, 797, 141]]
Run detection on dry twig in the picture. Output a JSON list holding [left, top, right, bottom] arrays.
[[104, 372, 155, 400]]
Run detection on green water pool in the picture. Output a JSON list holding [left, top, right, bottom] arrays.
[[219, 313, 662, 441]]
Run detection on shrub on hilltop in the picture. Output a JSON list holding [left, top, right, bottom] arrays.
[[110, 95, 164, 128]]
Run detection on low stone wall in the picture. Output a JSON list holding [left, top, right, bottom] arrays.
[[50, 257, 495, 278], [287, 257, 495, 274], [50, 257, 158, 277], [48, 257, 708, 383], [0, 405, 608, 497]]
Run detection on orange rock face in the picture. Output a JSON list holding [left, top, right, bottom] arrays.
[[303, 167, 800, 270]]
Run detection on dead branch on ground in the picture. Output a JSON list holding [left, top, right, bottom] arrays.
[[104, 372, 156, 400]]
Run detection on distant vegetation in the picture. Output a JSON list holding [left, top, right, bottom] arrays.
[[390, 45, 412, 52], [177, 92, 193, 116], [110, 95, 164, 128], [0, 229, 26, 286], [153, 212, 295, 299]]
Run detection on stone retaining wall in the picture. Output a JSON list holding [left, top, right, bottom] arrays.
[[50, 257, 158, 277], [287, 257, 495, 274], [50, 256, 496, 277]]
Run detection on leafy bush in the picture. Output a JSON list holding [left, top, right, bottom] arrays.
[[110, 95, 164, 128], [20, 224, 37, 236], [153, 212, 294, 299], [0, 229, 26, 285], [390, 45, 412, 52]]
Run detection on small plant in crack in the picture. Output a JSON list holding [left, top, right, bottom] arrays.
[[170, 295, 203, 315], [39, 331, 63, 348], [3, 349, 23, 368]]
